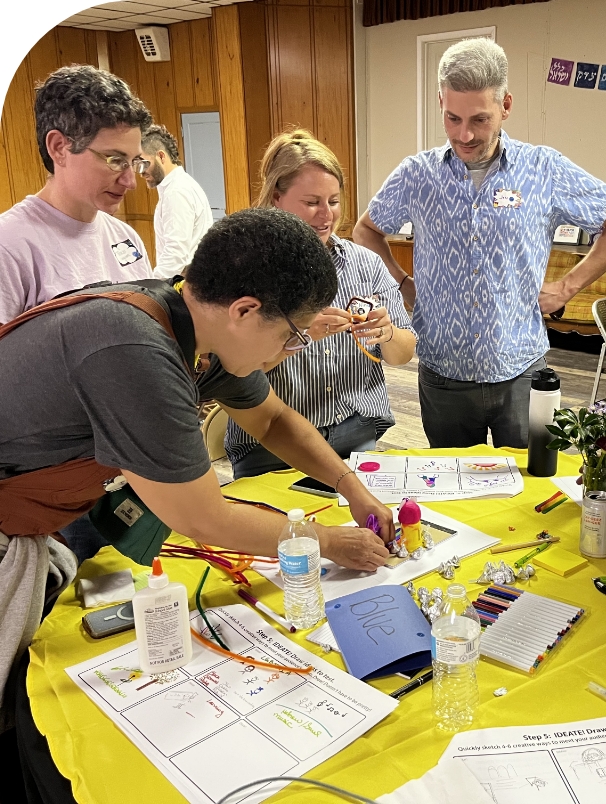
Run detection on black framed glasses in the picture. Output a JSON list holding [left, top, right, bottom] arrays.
[[282, 313, 312, 352], [87, 148, 151, 175]]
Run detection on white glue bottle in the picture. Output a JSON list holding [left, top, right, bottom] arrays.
[[132, 557, 192, 674]]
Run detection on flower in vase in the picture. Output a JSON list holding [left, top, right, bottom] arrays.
[[547, 404, 606, 490]]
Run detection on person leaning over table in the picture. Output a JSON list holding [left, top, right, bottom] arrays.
[[353, 37, 606, 450], [226, 129, 417, 478], [0, 207, 393, 732]]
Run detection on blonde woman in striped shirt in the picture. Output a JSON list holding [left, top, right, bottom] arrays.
[[226, 129, 417, 478]]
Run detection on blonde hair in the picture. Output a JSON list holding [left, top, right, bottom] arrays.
[[257, 129, 346, 232]]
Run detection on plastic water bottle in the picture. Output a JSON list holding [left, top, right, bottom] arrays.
[[278, 508, 325, 629], [527, 367, 561, 477], [431, 583, 481, 732]]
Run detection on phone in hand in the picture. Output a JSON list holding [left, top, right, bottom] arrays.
[[289, 476, 339, 498], [346, 296, 375, 321], [82, 601, 135, 639]]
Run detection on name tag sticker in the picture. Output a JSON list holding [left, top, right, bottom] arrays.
[[493, 189, 522, 208]]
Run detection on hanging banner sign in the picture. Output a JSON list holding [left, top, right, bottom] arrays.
[[547, 58, 574, 86], [574, 62, 599, 89]]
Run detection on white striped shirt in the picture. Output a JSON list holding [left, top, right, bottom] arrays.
[[225, 235, 415, 462]]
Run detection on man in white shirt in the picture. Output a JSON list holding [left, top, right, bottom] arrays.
[[0, 65, 154, 325], [140, 125, 214, 279]]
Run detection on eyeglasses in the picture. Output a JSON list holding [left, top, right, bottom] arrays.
[[282, 313, 312, 352], [87, 148, 151, 175]]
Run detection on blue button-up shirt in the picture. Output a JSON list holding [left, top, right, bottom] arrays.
[[368, 131, 606, 382]]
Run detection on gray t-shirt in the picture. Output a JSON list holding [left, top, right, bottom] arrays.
[[0, 293, 269, 482]]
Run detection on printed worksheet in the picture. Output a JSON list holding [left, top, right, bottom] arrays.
[[67, 605, 396, 804], [254, 506, 499, 602], [439, 717, 606, 803], [341, 454, 524, 504]]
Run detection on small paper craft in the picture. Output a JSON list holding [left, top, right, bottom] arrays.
[[533, 547, 588, 577], [385, 519, 456, 569], [325, 585, 431, 680]]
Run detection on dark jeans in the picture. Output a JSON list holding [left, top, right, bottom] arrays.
[[232, 413, 378, 479], [418, 357, 547, 449], [0, 654, 77, 804]]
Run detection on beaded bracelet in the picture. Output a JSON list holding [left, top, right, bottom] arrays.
[[334, 469, 354, 492], [398, 274, 410, 291]]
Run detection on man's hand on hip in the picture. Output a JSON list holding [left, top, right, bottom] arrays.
[[539, 280, 570, 314]]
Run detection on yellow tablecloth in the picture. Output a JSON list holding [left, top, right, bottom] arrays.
[[28, 447, 606, 803]]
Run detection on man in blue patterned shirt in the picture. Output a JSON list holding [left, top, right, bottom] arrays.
[[354, 38, 606, 449]]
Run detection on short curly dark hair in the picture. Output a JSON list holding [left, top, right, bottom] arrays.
[[186, 208, 337, 320], [141, 124, 182, 166], [35, 65, 152, 173]]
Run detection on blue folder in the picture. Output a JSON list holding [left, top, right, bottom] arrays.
[[325, 585, 432, 680]]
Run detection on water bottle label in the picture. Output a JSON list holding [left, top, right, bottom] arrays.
[[431, 634, 480, 664], [278, 551, 310, 575]]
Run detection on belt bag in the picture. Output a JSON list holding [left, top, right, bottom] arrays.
[[89, 478, 170, 567]]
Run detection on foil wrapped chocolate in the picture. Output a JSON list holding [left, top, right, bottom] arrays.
[[470, 559, 525, 585]]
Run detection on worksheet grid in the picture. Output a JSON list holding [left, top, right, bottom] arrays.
[[77, 610, 367, 803], [353, 455, 517, 493]]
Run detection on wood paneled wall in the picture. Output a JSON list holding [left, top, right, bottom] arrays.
[[104, 17, 221, 263], [266, 0, 356, 233], [0, 27, 99, 217], [0, 0, 356, 258]]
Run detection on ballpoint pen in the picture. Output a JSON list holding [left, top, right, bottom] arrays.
[[390, 669, 433, 699], [514, 541, 552, 568]]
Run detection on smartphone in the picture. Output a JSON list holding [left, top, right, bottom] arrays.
[[346, 296, 375, 321], [289, 476, 339, 498], [82, 601, 135, 639]]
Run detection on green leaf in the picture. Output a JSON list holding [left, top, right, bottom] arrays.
[[557, 408, 579, 422], [545, 424, 567, 437], [547, 439, 572, 451]]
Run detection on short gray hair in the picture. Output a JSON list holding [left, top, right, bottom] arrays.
[[438, 38, 508, 103]]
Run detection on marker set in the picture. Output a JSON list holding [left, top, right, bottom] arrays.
[[473, 585, 585, 674]]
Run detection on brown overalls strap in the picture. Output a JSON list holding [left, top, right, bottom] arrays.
[[0, 291, 179, 537]]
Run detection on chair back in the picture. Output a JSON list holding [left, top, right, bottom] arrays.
[[592, 298, 606, 341], [201, 404, 228, 462]]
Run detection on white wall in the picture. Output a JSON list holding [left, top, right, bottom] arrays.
[[357, 0, 606, 205]]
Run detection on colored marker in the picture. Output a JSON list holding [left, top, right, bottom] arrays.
[[237, 589, 297, 633], [513, 542, 552, 568]]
